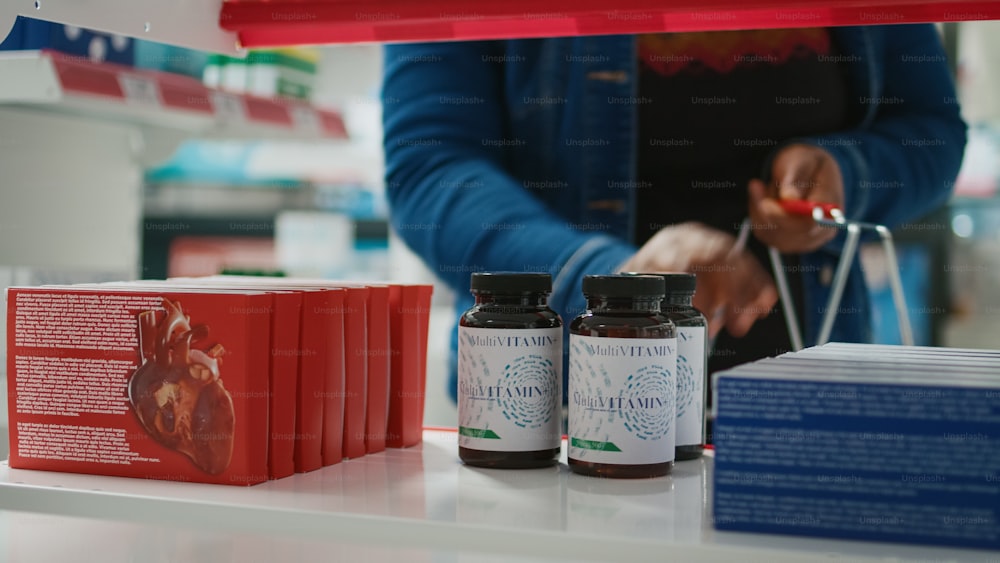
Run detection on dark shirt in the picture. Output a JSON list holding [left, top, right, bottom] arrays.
[[633, 28, 850, 371]]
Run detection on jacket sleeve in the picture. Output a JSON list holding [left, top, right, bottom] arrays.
[[804, 24, 967, 230], [381, 41, 634, 314]]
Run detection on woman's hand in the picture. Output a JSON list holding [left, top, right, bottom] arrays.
[[748, 143, 844, 253], [618, 222, 778, 338]]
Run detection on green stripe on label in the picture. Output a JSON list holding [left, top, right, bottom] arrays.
[[459, 426, 501, 439], [571, 438, 622, 452]]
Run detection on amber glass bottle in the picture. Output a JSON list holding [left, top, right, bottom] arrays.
[[568, 275, 677, 478], [458, 272, 562, 468], [656, 273, 708, 460]]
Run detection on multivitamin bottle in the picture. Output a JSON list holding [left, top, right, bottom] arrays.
[[568, 274, 677, 478], [458, 272, 562, 468], [654, 273, 707, 460]]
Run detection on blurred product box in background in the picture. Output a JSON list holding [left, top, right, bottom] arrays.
[[0, 16, 134, 65], [203, 48, 318, 100]]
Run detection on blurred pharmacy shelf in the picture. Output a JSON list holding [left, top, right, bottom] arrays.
[[0, 50, 347, 142], [0, 48, 350, 278], [1, 430, 997, 562]]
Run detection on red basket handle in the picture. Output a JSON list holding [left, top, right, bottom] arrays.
[[779, 199, 841, 219]]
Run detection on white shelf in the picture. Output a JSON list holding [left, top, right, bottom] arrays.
[[0, 50, 348, 143], [0, 430, 995, 562]]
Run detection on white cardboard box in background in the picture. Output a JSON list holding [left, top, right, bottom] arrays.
[[958, 21, 1000, 126]]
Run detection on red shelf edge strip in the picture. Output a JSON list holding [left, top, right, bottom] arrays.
[[43, 51, 347, 139], [220, 0, 1000, 47]]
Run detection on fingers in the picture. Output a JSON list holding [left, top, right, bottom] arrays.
[[701, 278, 776, 339], [750, 143, 845, 254], [774, 152, 819, 201], [692, 251, 778, 340], [749, 180, 834, 253], [767, 144, 845, 207], [769, 144, 828, 199], [624, 221, 779, 339], [723, 269, 779, 338], [693, 278, 728, 339]]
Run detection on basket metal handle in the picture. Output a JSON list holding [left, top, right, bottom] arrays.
[[760, 203, 913, 349]]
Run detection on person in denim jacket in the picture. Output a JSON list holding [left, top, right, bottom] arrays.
[[382, 25, 966, 402]]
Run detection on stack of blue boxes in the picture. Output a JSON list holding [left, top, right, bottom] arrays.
[[713, 343, 1000, 551]]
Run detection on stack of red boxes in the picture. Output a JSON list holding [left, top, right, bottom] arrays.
[[4, 277, 433, 486]]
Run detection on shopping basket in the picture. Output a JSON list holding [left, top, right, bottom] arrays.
[[748, 200, 914, 351]]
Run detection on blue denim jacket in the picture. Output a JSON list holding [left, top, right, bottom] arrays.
[[382, 25, 966, 400]]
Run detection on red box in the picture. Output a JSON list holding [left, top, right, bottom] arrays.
[[365, 285, 390, 454], [171, 277, 345, 473], [341, 287, 369, 460], [261, 290, 301, 479], [5, 286, 270, 485], [295, 280, 431, 450], [186, 276, 430, 451], [387, 284, 433, 448], [116, 280, 303, 479], [301, 288, 345, 469], [200, 277, 373, 462], [193, 276, 355, 467], [415, 285, 432, 432]]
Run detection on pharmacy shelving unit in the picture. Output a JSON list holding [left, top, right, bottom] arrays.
[[2, 2, 1000, 562], [4, 0, 1000, 50], [0, 49, 348, 142], [1, 429, 997, 562], [0, 48, 347, 279]]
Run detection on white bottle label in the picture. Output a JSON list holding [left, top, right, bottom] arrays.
[[458, 326, 562, 451], [568, 334, 676, 465], [676, 326, 706, 448]]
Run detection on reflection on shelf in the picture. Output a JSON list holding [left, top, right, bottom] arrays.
[[0, 431, 989, 562]]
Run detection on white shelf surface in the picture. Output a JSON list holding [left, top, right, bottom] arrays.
[[0, 50, 348, 142], [1, 430, 997, 562]]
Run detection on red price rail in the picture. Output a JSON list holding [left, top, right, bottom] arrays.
[[220, 0, 1000, 47]]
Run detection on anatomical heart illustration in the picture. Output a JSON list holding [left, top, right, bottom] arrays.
[[129, 298, 236, 474]]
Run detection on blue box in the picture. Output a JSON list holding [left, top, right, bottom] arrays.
[[133, 39, 207, 79], [712, 343, 1000, 551], [0, 16, 54, 50], [1, 16, 134, 66]]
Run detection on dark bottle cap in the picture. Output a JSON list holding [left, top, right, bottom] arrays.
[[623, 272, 697, 294], [582, 274, 665, 298], [659, 273, 697, 294], [470, 272, 552, 293]]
